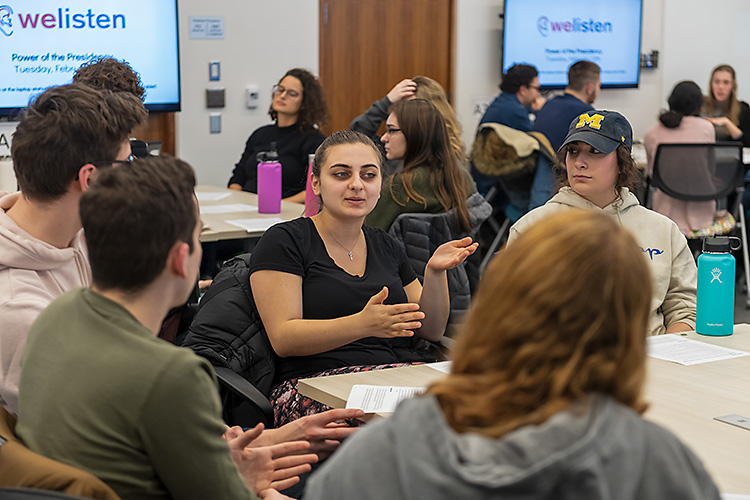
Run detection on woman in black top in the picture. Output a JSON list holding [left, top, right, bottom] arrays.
[[228, 68, 329, 202], [702, 64, 750, 147], [249, 131, 477, 425]]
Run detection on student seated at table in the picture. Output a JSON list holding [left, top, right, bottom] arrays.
[[249, 131, 477, 426], [702, 64, 750, 147], [17, 155, 354, 500], [644, 80, 728, 237], [365, 98, 475, 232], [228, 68, 328, 203], [303, 210, 721, 500], [509, 110, 697, 336]]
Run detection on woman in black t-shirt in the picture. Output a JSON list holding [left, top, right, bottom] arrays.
[[228, 68, 329, 202], [249, 131, 477, 426]]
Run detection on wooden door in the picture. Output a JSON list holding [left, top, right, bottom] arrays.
[[319, 0, 455, 136], [132, 112, 176, 156]]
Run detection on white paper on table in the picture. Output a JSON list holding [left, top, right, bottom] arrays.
[[426, 361, 452, 374], [195, 191, 231, 202], [345, 385, 425, 413], [200, 203, 257, 215], [722, 495, 750, 500], [225, 218, 285, 233], [647, 334, 750, 366]]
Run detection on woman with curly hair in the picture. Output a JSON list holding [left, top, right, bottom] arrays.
[[509, 110, 697, 336], [304, 210, 720, 500], [229, 68, 330, 202]]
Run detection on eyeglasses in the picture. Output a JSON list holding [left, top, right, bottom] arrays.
[[383, 127, 402, 135], [273, 85, 301, 99], [526, 84, 541, 91]]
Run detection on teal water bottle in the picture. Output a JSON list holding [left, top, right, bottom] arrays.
[[696, 236, 741, 336]]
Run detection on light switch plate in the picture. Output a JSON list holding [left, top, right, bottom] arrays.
[[209, 61, 220, 81], [209, 113, 221, 134]]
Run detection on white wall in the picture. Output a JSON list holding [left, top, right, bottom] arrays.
[[176, 0, 319, 186], [662, 0, 750, 111]]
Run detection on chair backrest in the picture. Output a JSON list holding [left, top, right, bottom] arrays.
[[0, 408, 121, 500], [651, 142, 743, 202], [182, 253, 276, 427], [388, 193, 492, 330]]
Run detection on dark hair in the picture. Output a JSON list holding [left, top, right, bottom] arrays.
[[312, 130, 383, 178], [11, 83, 147, 202], [500, 64, 538, 94], [567, 60, 600, 92], [80, 155, 197, 293], [73, 57, 146, 100], [390, 99, 471, 232], [556, 144, 641, 202], [659, 81, 703, 129], [268, 68, 330, 131], [311, 130, 383, 209]]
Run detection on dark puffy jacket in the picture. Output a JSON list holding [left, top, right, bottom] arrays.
[[388, 192, 492, 329], [182, 254, 276, 397]]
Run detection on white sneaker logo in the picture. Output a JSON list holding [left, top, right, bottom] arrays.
[[710, 268, 722, 283]]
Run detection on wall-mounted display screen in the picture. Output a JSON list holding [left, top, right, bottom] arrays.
[[502, 0, 643, 89], [0, 0, 180, 117]]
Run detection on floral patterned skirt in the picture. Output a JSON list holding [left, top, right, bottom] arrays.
[[270, 362, 417, 427]]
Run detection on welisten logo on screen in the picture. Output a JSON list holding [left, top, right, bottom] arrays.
[[0, 5, 127, 36], [537, 16, 612, 37]]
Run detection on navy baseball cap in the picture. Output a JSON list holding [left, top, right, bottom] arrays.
[[559, 110, 633, 154]]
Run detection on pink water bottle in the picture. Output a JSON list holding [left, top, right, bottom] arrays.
[[304, 153, 321, 217], [257, 145, 281, 214]]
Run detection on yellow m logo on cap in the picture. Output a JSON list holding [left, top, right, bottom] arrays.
[[575, 113, 605, 130]]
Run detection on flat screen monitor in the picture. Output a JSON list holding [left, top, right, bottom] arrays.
[[502, 0, 643, 89], [0, 0, 180, 118]]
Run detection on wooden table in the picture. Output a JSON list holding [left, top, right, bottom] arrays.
[[299, 327, 750, 494], [196, 185, 303, 242]]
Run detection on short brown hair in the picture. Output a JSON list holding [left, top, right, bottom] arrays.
[[567, 60, 601, 92], [429, 210, 651, 438], [11, 83, 147, 202], [73, 57, 146, 100], [80, 155, 197, 293], [269, 68, 330, 131]]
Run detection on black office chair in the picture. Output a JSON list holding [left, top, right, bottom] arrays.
[[388, 193, 492, 335], [182, 254, 276, 428], [647, 142, 750, 306]]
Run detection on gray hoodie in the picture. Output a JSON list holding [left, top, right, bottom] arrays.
[[304, 394, 719, 500], [0, 192, 91, 415], [509, 187, 697, 335]]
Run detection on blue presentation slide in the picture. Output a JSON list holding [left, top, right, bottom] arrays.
[[503, 0, 642, 88], [0, 0, 179, 109]]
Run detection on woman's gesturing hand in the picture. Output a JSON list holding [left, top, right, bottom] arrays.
[[427, 237, 479, 272], [358, 286, 425, 338]]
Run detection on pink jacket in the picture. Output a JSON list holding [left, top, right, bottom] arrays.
[[644, 116, 716, 233], [0, 192, 91, 415]]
